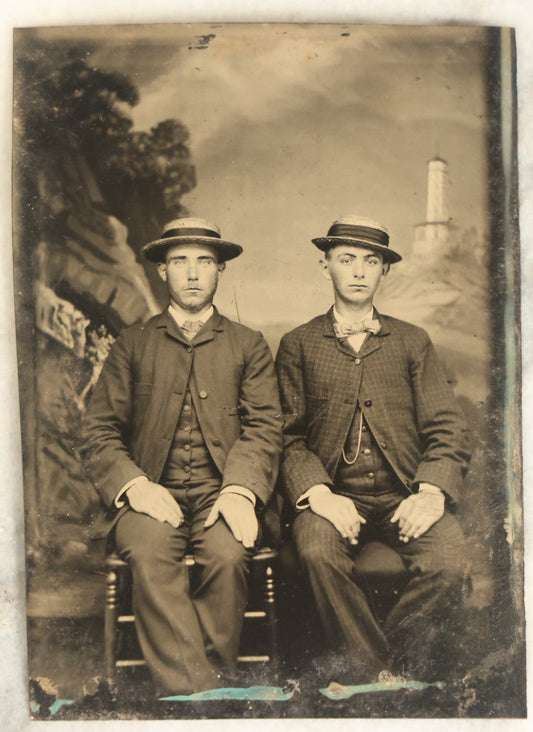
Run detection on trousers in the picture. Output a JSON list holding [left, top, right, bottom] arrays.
[[115, 480, 251, 695], [293, 486, 467, 682]]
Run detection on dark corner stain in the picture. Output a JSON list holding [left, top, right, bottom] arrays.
[[190, 34, 216, 51]]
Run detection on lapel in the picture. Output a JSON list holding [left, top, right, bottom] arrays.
[[322, 306, 391, 359]]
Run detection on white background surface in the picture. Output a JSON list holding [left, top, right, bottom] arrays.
[[1, 2, 531, 730]]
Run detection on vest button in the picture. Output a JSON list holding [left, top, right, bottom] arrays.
[[184, 465, 191, 473], [212, 439, 221, 447], [367, 472, 375, 479], [354, 358, 361, 365], [186, 346, 192, 353], [364, 399, 372, 407], [184, 444, 190, 451], [183, 405, 190, 412], [380, 441, 387, 449], [361, 425, 367, 432], [363, 448, 371, 456], [199, 390, 208, 399]]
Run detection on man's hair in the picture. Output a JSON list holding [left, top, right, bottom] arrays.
[[324, 247, 384, 262]]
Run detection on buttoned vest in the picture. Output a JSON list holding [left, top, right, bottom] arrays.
[[160, 373, 220, 487]]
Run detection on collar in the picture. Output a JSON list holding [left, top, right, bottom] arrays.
[[154, 306, 225, 343], [333, 305, 375, 327], [323, 306, 390, 338], [168, 303, 214, 327]]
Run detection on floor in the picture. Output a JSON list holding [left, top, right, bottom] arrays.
[[25, 539, 526, 720]]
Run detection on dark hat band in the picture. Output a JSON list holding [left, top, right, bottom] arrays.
[[161, 227, 221, 240], [327, 223, 389, 246]]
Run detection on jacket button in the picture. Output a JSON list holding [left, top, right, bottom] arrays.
[[186, 346, 192, 353], [183, 404, 190, 412], [364, 399, 372, 407], [199, 390, 208, 399], [363, 448, 371, 456], [212, 438, 221, 447], [367, 472, 374, 479], [354, 358, 361, 365]]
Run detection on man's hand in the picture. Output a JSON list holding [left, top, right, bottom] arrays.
[[204, 492, 258, 548], [308, 487, 366, 545], [390, 490, 445, 542], [126, 479, 183, 528]]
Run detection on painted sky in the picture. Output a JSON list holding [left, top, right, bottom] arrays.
[[50, 22, 490, 328]]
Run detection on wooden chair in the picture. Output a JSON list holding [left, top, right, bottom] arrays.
[[104, 547, 279, 683]]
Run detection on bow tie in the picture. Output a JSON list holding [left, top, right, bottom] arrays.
[[181, 320, 204, 339], [333, 318, 381, 339]]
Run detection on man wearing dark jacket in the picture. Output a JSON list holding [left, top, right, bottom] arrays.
[[275, 215, 470, 683], [81, 218, 282, 696]]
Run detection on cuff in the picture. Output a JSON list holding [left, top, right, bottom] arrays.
[[295, 483, 332, 511], [114, 475, 148, 508], [417, 482, 444, 496], [220, 485, 257, 507]]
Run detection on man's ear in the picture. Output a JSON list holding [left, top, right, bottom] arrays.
[[217, 262, 226, 274], [382, 262, 390, 276], [319, 257, 332, 281], [157, 262, 167, 282]]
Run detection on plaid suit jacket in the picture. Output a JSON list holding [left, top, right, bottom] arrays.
[[275, 307, 471, 507]]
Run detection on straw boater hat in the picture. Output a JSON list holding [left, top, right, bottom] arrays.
[[312, 215, 402, 264], [142, 218, 243, 263]]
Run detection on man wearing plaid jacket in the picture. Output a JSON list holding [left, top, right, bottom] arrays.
[[275, 216, 471, 684]]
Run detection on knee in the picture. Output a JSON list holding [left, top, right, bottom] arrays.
[[418, 543, 468, 590], [202, 536, 248, 575], [296, 538, 344, 576], [116, 517, 174, 570]]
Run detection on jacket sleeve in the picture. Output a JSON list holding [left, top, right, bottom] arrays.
[[409, 331, 472, 503], [79, 330, 145, 510], [220, 331, 283, 508], [275, 332, 333, 506]]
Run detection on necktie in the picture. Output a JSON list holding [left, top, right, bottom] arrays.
[[181, 320, 204, 339], [333, 318, 381, 339]]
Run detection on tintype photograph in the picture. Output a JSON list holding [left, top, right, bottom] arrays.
[[11, 21, 525, 720]]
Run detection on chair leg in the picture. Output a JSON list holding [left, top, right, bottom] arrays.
[[105, 568, 119, 682], [264, 563, 279, 677]]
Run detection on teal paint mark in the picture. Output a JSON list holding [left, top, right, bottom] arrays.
[[160, 685, 293, 702], [30, 699, 75, 716], [320, 680, 444, 699], [50, 699, 75, 715]]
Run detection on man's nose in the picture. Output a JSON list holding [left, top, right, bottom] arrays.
[[353, 261, 365, 278], [187, 264, 199, 279]]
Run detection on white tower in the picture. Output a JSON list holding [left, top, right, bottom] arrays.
[[413, 157, 452, 260], [426, 157, 448, 223]]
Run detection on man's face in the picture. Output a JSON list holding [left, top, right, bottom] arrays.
[[320, 245, 388, 307], [157, 244, 225, 313]]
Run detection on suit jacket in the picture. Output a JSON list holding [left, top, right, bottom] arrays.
[[81, 308, 282, 521], [275, 307, 471, 507]]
